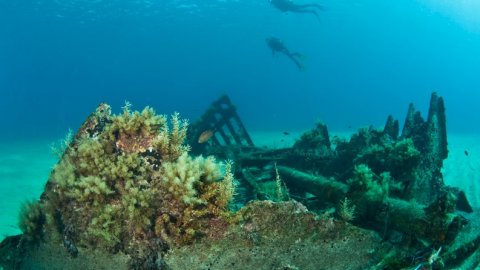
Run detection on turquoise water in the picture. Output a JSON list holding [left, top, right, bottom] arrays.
[[0, 141, 56, 241], [1, 0, 480, 139]]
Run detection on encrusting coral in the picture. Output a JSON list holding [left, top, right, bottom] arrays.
[[23, 103, 235, 264]]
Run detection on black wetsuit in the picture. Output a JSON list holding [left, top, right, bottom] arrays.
[[266, 37, 304, 70], [270, 0, 323, 20]]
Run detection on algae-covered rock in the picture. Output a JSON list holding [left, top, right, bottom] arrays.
[[5, 103, 235, 268], [164, 200, 391, 270], [1, 200, 394, 270]]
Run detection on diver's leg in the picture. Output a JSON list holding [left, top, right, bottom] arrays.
[[298, 3, 324, 10], [291, 9, 320, 21], [285, 53, 304, 70], [290, 52, 303, 58]]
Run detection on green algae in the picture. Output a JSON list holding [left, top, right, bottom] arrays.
[[19, 103, 235, 265]]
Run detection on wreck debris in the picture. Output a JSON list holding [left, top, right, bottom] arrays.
[[274, 165, 466, 247], [400, 92, 449, 205], [188, 95, 254, 155], [216, 92, 477, 268], [286, 122, 335, 172], [383, 115, 399, 140], [276, 166, 348, 204]]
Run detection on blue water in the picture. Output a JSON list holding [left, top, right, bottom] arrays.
[[1, 0, 480, 140]]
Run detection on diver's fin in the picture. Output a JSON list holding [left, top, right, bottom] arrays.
[[293, 9, 321, 22], [299, 3, 325, 10], [286, 53, 305, 71], [290, 52, 305, 59]]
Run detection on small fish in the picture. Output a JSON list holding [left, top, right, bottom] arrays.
[[283, 131, 290, 135], [464, 150, 469, 156], [198, 129, 215, 144]]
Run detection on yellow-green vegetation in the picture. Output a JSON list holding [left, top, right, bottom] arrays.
[[355, 138, 420, 180], [39, 104, 235, 261], [274, 163, 290, 201], [154, 158, 234, 245], [18, 200, 45, 243], [49, 129, 73, 159], [349, 164, 391, 202], [338, 197, 356, 222], [349, 138, 419, 203]]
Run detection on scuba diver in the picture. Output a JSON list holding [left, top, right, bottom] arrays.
[[266, 36, 304, 71], [269, 0, 324, 20]]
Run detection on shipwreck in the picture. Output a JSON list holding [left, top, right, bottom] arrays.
[[0, 93, 479, 270]]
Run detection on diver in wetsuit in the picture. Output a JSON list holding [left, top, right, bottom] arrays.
[[266, 36, 304, 70], [270, 0, 324, 20]]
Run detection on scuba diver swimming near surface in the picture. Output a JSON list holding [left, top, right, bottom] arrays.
[[269, 0, 324, 20], [266, 36, 304, 71]]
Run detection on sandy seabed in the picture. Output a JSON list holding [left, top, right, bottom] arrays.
[[0, 131, 478, 242], [443, 134, 480, 209], [0, 140, 56, 241]]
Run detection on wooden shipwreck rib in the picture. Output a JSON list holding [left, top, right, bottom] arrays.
[[188, 95, 254, 155]]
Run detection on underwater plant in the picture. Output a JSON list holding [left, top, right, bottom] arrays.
[[354, 138, 420, 180], [274, 163, 290, 201], [18, 200, 45, 243], [36, 103, 235, 263], [338, 197, 356, 222], [49, 129, 73, 159], [348, 164, 390, 202]]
